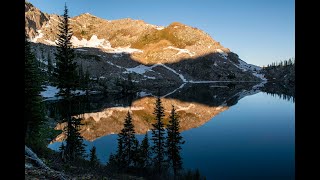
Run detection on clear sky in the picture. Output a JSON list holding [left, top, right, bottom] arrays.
[[28, 0, 295, 66]]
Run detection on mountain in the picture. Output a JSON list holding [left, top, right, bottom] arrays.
[[25, 2, 264, 90]]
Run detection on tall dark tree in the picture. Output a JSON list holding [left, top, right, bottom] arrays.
[[137, 132, 151, 168], [54, 3, 78, 97], [89, 146, 100, 167], [151, 92, 166, 174], [166, 105, 185, 178], [64, 117, 86, 160], [117, 111, 137, 169], [25, 33, 44, 150], [55, 4, 86, 161]]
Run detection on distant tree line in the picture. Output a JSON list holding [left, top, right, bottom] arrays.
[[261, 58, 295, 84], [264, 58, 295, 68]]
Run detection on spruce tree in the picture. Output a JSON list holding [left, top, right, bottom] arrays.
[[132, 138, 140, 167], [54, 3, 78, 97], [25, 33, 45, 150], [114, 137, 124, 170], [55, 4, 86, 162], [64, 116, 86, 161], [89, 146, 99, 167], [138, 132, 151, 168], [151, 92, 166, 174], [117, 111, 137, 169], [166, 105, 185, 177]]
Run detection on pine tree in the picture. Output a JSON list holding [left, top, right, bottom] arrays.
[[114, 137, 124, 170], [54, 4, 86, 162], [151, 92, 166, 174], [138, 132, 151, 168], [64, 117, 86, 161], [54, 3, 78, 97], [132, 138, 140, 167], [25, 33, 45, 150], [166, 105, 185, 178], [117, 111, 137, 169], [89, 146, 100, 167]]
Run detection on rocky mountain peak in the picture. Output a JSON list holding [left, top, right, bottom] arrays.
[[25, 1, 264, 84]]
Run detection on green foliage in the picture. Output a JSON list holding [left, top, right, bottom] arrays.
[[25, 33, 46, 152], [117, 111, 138, 169], [115, 73, 137, 95], [136, 132, 152, 169], [54, 4, 78, 97], [64, 116, 87, 161], [166, 105, 185, 177], [151, 91, 167, 175], [89, 146, 100, 167], [53, 4, 87, 163]]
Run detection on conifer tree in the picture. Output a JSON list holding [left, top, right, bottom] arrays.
[[166, 105, 185, 177], [54, 3, 78, 97], [64, 117, 86, 160], [132, 138, 140, 167], [25, 33, 45, 149], [151, 92, 166, 174], [55, 4, 86, 162], [138, 132, 151, 168], [117, 111, 137, 169], [89, 146, 99, 167]]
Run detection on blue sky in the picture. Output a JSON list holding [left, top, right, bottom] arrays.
[[28, 0, 295, 66]]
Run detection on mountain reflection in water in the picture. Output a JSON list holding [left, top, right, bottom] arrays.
[[47, 81, 294, 142]]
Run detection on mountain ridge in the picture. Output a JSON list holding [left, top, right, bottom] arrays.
[[25, 1, 264, 89]]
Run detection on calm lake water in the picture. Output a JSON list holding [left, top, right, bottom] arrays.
[[48, 83, 295, 179]]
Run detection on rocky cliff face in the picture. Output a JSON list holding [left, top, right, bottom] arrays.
[[25, 2, 263, 86]]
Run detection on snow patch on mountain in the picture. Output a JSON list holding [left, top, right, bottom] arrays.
[[156, 64, 187, 82], [111, 46, 143, 54], [216, 49, 228, 59], [71, 35, 112, 49], [164, 46, 195, 57], [70, 35, 143, 54], [162, 83, 186, 98], [31, 30, 44, 42], [40, 85, 86, 101], [237, 59, 261, 71], [156, 26, 165, 30], [138, 91, 153, 97], [40, 86, 59, 98], [230, 59, 266, 81], [125, 65, 155, 74], [44, 39, 56, 45]]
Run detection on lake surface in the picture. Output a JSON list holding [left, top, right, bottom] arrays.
[[48, 82, 295, 179]]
